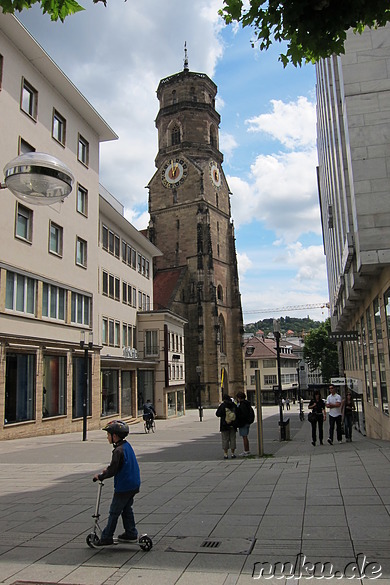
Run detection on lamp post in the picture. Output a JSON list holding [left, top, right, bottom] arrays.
[[196, 365, 203, 422], [80, 331, 93, 441], [1, 152, 74, 204], [273, 319, 285, 440]]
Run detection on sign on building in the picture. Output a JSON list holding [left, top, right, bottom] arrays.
[[329, 331, 359, 341]]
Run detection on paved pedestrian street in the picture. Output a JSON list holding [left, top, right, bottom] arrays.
[[0, 406, 389, 584]]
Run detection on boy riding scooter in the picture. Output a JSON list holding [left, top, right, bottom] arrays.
[[92, 420, 140, 546]]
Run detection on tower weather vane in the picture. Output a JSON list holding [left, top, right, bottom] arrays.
[[184, 42, 189, 71]]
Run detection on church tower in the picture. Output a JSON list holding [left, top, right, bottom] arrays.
[[147, 50, 244, 406]]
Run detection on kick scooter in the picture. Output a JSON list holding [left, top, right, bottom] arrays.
[[86, 480, 153, 551]]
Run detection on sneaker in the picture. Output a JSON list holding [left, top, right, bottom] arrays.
[[224, 455, 228, 460], [240, 451, 250, 457], [320, 441, 323, 445], [96, 537, 114, 546], [117, 533, 138, 543], [231, 454, 236, 459], [312, 441, 316, 446], [327, 438, 333, 445]]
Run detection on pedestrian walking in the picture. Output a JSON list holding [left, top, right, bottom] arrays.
[[92, 420, 140, 545], [286, 398, 290, 410], [325, 384, 342, 444], [216, 394, 237, 459], [341, 390, 356, 442], [235, 390, 255, 456], [308, 390, 326, 446]]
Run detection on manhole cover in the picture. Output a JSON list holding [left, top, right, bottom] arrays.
[[166, 536, 255, 555]]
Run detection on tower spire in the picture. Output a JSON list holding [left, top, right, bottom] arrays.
[[183, 41, 189, 71]]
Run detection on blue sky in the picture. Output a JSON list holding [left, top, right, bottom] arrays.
[[18, 0, 329, 325]]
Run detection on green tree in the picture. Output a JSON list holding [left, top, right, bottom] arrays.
[[303, 319, 339, 382], [219, 0, 390, 66], [0, 0, 84, 21]]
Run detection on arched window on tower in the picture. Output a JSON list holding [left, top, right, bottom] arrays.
[[219, 314, 226, 354], [217, 285, 223, 302], [210, 125, 217, 147], [171, 126, 181, 145]]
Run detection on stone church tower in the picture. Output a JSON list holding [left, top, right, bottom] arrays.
[[147, 53, 244, 406]]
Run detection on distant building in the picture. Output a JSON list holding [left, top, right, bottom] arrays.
[[243, 335, 300, 405]]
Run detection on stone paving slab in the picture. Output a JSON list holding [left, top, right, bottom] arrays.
[[0, 407, 390, 584]]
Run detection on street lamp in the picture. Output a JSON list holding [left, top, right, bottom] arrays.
[[1, 152, 74, 205], [80, 331, 93, 441], [196, 365, 203, 422], [273, 319, 286, 441]]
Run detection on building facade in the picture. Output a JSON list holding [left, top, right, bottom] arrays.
[[244, 335, 300, 405], [0, 13, 181, 439], [146, 60, 244, 406], [316, 25, 390, 439]]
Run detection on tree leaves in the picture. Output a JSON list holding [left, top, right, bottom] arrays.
[[303, 319, 339, 382], [219, 0, 390, 66], [0, 0, 84, 21]]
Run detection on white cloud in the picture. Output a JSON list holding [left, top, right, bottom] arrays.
[[220, 131, 238, 162], [237, 252, 252, 280], [246, 96, 316, 150], [229, 148, 319, 240]]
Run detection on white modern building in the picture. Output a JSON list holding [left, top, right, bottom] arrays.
[[316, 24, 390, 439], [0, 13, 184, 439]]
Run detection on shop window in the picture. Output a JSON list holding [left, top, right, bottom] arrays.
[[5, 353, 36, 424], [101, 369, 119, 416], [43, 355, 66, 417], [72, 355, 91, 419]]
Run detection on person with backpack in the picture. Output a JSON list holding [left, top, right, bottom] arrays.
[[236, 390, 255, 456], [216, 394, 237, 459]]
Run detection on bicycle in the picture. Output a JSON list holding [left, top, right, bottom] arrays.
[[144, 416, 155, 433]]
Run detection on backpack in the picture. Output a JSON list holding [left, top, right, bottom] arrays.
[[225, 407, 236, 424], [248, 406, 255, 424]]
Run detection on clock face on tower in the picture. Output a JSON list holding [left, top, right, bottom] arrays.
[[161, 158, 188, 189], [209, 160, 222, 188]]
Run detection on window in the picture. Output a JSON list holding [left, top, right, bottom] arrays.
[[19, 137, 35, 154], [101, 369, 119, 416], [71, 292, 90, 325], [264, 375, 277, 385], [138, 290, 142, 309], [49, 221, 63, 256], [132, 287, 137, 307], [263, 359, 276, 368], [43, 355, 66, 417], [42, 283, 65, 320], [102, 271, 108, 296], [15, 203, 33, 242], [249, 360, 258, 368], [145, 330, 158, 356], [21, 78, 38, 120], [72, 355, 91, 418], [102, 225, 109, 250], [52, 109, 66, 145], [6, 271, 36, 315], [76, 236, 87, 267], [5, 353, 36, 424], [250, 375, 256, 385], [171, 126, 180, 145], [77, 134, 89, 166], [76, 184, 88, 216]]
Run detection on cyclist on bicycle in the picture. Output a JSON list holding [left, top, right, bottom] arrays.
[[143, 399, 156, 425]]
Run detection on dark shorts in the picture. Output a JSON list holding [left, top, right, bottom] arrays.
[[239, 424, 250, 437]]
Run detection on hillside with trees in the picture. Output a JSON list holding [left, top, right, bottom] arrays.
[[244, 316, 323, 338]]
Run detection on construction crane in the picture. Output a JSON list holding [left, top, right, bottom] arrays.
[[243, 302, 330, 315]]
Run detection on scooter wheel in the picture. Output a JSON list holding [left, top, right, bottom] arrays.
[[139, 535, 153, 551], [86, 533, 100, 548]]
